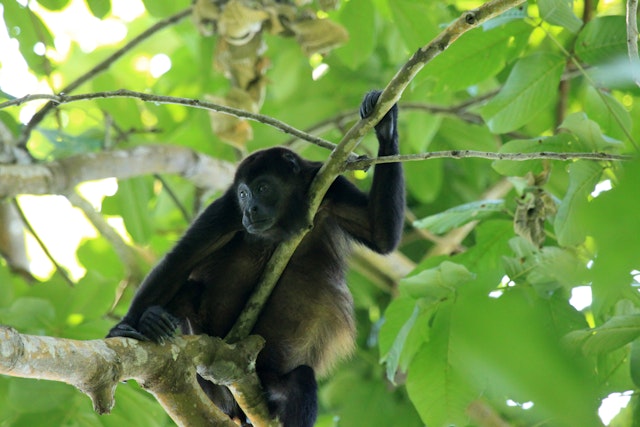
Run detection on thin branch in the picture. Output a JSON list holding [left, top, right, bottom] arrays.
[[1, 90, 337, 153], [16, 7, 193, 149], [11, 198, 74, 287], [627, 0, 640, 87], [225, 0, 529, 342], [343, 150, 632, 170]]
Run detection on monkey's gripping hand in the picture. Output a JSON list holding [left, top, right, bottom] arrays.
[[359, 90, 398, 149], [106, 306, 180, 344]]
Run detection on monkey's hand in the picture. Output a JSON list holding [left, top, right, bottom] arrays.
[[106, 306, 180, 344], [359, 90, 398, 146]]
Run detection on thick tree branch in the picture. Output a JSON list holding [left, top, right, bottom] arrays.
[[0, 144, 234, 197], [0, 326, 271, 426]]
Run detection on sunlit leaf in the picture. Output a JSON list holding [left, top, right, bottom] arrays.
[[538, 0, 582, 33], [481, 53, 565, 133]]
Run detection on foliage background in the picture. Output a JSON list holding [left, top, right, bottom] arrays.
[[0, 0, 639, 426]]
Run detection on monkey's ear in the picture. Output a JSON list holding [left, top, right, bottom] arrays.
[[283, 152, 301, 174]]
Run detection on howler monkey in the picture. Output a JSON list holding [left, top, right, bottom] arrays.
[[107, 90, 405, 427]]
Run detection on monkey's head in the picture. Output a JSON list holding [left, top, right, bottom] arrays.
[[234, 147, 317, 241]]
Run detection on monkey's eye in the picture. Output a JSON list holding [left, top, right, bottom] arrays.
[[257, 184, 269, 193], [238, 189, 248, 199]]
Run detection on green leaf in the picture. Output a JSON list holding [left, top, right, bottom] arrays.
[[630, 339, 640, 388], [0, 298, 55, 333], [554, 161, 603, 246], [419, 20, 532, 93], [575, 16, 627, 64], [391, 0, 448, 50], [383, 304, 420, 382], [336, 0, 375, 69], [1, 1, 54, 75], [406, 306, 475, 427], [85, 0, 111, 19], [569, 315, 640, 354], [400, 261, 474, 299], [141, 0, 191, 17], [102, 177, 154, 244], [8, 379, 76, 413], [413, 200, 506, 234], [36, 0, 71, 10], [538, 0, 583, 33], [559, 112, 623, 151], [481, 52, 565, 133], [584, 86, 633, 141]]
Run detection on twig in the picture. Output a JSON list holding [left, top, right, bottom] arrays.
[[11, 199, 74, 287], [16, 7, 193, 149], [1, 90, 337, 152], [627, 0, 640, 87], [343, 150, 632, 170]]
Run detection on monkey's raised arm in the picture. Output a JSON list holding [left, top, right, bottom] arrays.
[[107, 190, 242, 339], [326, 90, 405, 254]]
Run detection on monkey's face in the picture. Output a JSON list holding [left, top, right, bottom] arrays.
[[237, 176, 285, 237]]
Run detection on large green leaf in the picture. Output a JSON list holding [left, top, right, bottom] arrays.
[[419, 20, 532, 93], [538, 0, 583, 33], [575, 16, 627, 64], [1, 1, 54, 75], [554, 161, 603, 246], [413, 200, 506, 234], [406, 306, 476, 427], [481, 53, 565, 133]]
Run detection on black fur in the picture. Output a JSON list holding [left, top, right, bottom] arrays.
[[107, 90, 404, 426]]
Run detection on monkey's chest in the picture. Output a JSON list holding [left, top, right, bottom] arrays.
[[188, 240, 274, 335]]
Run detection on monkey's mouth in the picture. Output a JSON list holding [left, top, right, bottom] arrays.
[[243, 218, 275, 234]]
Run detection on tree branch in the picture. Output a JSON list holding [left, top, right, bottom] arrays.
[[1, 90, 338, 153], [0, 144, 234, 197], [0, 326, 271, 426], [344, 150, 632, 170], [627, 0, 640, 87]]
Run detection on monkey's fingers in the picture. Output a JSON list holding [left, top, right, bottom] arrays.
[[107, 323, 150, 341]]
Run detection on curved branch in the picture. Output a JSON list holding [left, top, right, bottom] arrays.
[[2, 90, 337, 152]]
